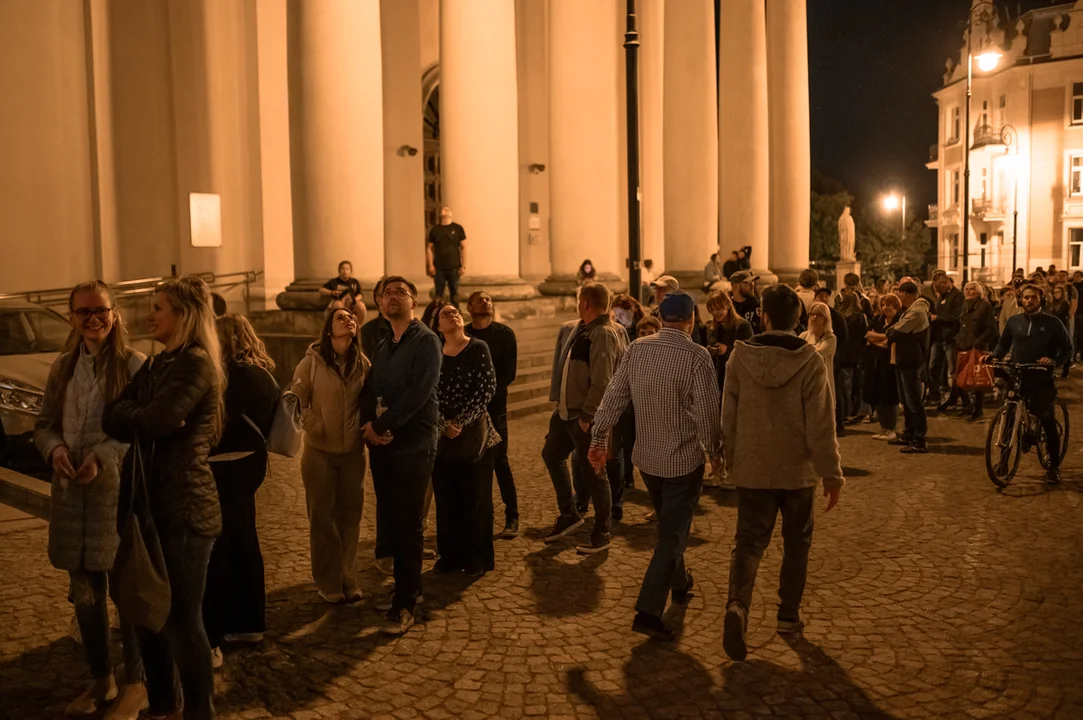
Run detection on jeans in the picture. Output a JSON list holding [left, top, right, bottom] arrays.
[[136, 531, 216, 719], [70, 569, 143, 684], [371, 448, 435, 612], [929, 340, 956, 396], [203, 453, 267, 647], [491, 412, 518, 523], [300, 446, 366, 598], [875, 403, 898, 433], [837, 368, 855, 424], [433, 269, 460, 305], [606, 417, 626, 516], [541, 413, 612, 539], [432, 449, 496, 572], [727, 487, 816, 620], [896, 368, 927, 443], [636, 467, 703, 618]]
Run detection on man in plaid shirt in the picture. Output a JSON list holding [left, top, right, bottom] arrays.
[[589, 291, 722, 641]]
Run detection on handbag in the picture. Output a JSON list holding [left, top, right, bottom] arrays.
[[956, 349, 994, 391], [266, 359, 316, 458], [437, 414, 490, 463], [111, 439, 172, 632]]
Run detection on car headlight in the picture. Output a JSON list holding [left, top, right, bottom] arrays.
[[0, 378, 44, 414]]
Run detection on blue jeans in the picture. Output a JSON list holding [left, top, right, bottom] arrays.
[[896, 368, 927, 443], [929, 340, 956, 395], [433, 269, 460, 305], [635, 467, 703, 618], [70, 569, 143, 684], [541, 413, 612, 539]]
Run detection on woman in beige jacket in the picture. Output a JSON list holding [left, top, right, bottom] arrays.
[[292, 307, 371, 603]]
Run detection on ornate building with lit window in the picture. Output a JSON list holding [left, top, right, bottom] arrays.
[[931, 0, 1083, 282], [0, 0, 813, 304]]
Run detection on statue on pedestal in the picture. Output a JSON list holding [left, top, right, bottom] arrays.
[[838, 206, 856, 262]]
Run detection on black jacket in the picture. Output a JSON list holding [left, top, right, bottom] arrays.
[[930, 287, 965, 343], [707, 319, 754, 390], [464, 321, 518, 414], [360, 315, 392, 360], [887, 298, 932, 372], [992, 312, 1073, 366], [956, 298, 996, 352], [360, 319, 443, 456], [214, 362, 279, 456], [104, 345, 222, 538], [837, 312, 868, 369]]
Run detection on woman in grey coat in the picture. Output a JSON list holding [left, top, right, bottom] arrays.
[[35, 281, 147, 719]]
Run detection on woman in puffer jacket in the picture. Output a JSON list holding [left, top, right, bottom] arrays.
[[35, 280, 147, 719], [292, 307, 371, 604], [103, 276, 225, 720]]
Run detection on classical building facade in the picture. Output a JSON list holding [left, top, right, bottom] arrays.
[[930, 0, 1083, 282], [0, 0, 811, 304]]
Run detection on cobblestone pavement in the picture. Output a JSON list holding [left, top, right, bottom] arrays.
[[3, 381, 1083, 720]]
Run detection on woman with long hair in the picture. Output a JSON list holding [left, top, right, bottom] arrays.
[[863, 294, 902, 441], [705, 290, 754, 393], [949, 281, 997, 421], [800, 302, 837, 404], [35, 281, 147, 719], [577, 259, 597, 286], [202, 314, 280, 666], [428, 302, 500, 575], [836, 292, 869, 425], [102, 276, 225, 720], [292, 307, 370, 604], [610, 293, 644, 343]]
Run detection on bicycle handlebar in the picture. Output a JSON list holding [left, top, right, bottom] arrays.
[[982, 358, 1054, 371]]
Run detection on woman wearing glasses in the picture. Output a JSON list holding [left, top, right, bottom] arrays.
[[35, 281, 147, 719], [292, 307, 371, 603], [428, 302, 500, 576]]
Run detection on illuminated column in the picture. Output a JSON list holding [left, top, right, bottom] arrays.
[[664, 0, 718, 287], [767, 0, 812, 280], [719, 0, 774, 284], [640, 0, 666, 275], [542, 0, 622, 294]]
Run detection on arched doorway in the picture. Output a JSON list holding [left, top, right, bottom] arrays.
[[422, 70, 441, 232]]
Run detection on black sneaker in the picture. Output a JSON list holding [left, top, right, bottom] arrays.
[[671, 570, 695, 605], [901, 443, 928, 454], [544, 514, 585, 543], [499, 519, 519, 539], [380, 607, 415, 636], [1046, 468, 1061, 484], [373, 590, 423, 612], [722, 604, 748, 662], [611, 506, 624, 523], [623, 478, 635, 490], [575, 533, 611, 555], [574, 498, 590, 516], [632, 612, 675, 641], [887, 437, 912, 446]]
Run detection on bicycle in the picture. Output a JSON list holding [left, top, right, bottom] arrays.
[[983, 359, 1070, 488]]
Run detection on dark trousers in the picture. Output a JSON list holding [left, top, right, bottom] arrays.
[[203, 454, 267, 647], [541, 413, 612, 539], [70, 569, 142, 684], [491, 412, 518, 523], [896, 368, 928, 443], [432, 448, 496, 572], [620, 407, 637, 488], [1023, 372, 1062, 469], [836, 368, 855, 424], [929, 340, 956, 396], [727, 487, 816, 620], [136, 531, 216, 719], [433, 269, 460, 305], [371, 448, 435, 612], [636, 467, 702, 618]]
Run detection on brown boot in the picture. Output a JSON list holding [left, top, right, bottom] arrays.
[[102, 682, 148, 720], [65, 675, 118, 715]]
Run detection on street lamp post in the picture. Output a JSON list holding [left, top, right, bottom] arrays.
[[962, 0, 1002, 283], [624, 0, 642, 302], [882, 192, 906, 239], [1001, 124, 1019, 278]]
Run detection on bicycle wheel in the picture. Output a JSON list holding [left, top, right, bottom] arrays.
[[986, 404, 1022, 488], [1038, 401, 1071, 470]]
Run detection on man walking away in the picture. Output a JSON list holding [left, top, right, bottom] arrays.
[[541, 282, 624, 554], [360, 277, 443, 636], [465, 291, 520, 538], [721, 285, 843, 662], [886, 282, 931, 454], [426, 206, 467, 306], [588, 292, 721, 641]]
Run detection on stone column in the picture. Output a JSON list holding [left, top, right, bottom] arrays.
[[279, 0, 384, 309], [719, 0, 775, 284], [766, 0, 812, 282], [542, 0, 623, 295], [640, 0, 665, 283], [664, 0, 718, 290], [440, 0, 533, 299]]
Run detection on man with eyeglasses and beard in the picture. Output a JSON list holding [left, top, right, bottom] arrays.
[[360, 277, 443, 636]]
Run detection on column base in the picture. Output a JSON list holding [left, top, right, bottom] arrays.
[[538, 272, 626, 297], [275, 278, 386, 311], [751, 268, 780, 287]]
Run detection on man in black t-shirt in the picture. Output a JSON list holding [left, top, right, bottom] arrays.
[[426, 206, 468, 306], [729, 271, 761, 334], [320, 260, 362, 311]]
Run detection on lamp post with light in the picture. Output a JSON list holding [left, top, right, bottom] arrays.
[[1000, 123, 1019, 277], [962, 0, 1002, 282], [881, 192, 907, 240]]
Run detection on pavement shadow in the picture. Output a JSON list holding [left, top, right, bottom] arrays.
[[841, 466, 871, 478], [0, 635, 86, 719], [524, 543, 605, 617]]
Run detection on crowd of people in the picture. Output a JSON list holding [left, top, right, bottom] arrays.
[[30, 246, 1078, 717]]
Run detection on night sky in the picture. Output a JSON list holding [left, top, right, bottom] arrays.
[[807, 0, 1064, 215]]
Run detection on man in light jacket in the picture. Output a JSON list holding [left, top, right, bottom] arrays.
[[721, 284, 844, 662]]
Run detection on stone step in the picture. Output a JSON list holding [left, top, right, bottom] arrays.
[[0, 467, 50, 521], [508, 396, 556, 421], [510, 365, 550, 388], [507, 379, 552, 406], [519, 349, 554, 369]]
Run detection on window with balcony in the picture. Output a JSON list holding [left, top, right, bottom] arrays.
[[1073, 83, 1083, 125], [1071, 228, 1083, 269], [1071, 155, 1083, 196]]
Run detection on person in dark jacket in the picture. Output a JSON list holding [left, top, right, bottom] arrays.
[[704, 290, 754, 395], [813, 287, 850, 433], [722, 251, 740, 280], [863, 294, 902, 441], [946, 282, 996, 421], [360, 277, 443, 637], [102, 276, 225, 720], [929, 273, 965, 409], [361, 278, 393, 359], [835, 293, 869, 426], [884, 282, 931, 454], [203, 314, 280, 665], [464, 291, 519, 538]]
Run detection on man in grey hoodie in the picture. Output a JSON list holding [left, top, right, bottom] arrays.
[[721, 284, 844, 662]]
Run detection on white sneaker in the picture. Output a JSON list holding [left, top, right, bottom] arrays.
[[871, 431, 897, 441], [210, 646, 224, 669]]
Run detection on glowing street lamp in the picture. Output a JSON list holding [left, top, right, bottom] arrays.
[[976, 50, 1002, 73], [881, 192, 906, 239]]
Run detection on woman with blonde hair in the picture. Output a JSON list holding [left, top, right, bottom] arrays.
[[202, 314, 280, 666], [35, 281, 147, 719], [800, 301, 837, 403], [292, 307, 370, 604], [103, 276, 225, 720]]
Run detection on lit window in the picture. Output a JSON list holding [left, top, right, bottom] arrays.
[[1071, 228, 1083, 269], [950, 107, 961, 143], [952, 170, 961, 206], [1073, 83, 1083, 125], [1072, 156, 1083, 196]]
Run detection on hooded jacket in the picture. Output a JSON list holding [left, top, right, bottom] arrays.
[[722, 332, 844, 492], [886, 297, 931, 371], [292, 345, 369, 455]]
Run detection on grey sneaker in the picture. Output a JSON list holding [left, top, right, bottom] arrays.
[[380, 608, 415, 636], [373, 557, 394, 575], [575, 533, 611, 555], [723, 604, 748, 662], [373, 590, 423, 612], [777, 613, 804, 635], [500, 519, 520, 539], [544, 514, 585, 543]]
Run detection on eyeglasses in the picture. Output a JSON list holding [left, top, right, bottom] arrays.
[[73, 307, 112, 320], [333, 314, 356, 324], [438, 309, 461, 320], [383, 288, 413, 298]]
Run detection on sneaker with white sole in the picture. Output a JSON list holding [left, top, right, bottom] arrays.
[[871, 430, 897, 441], [575, 533, 611, 555], [722, 604, 748, 662], [373, 557, 394, 575], [380, 607, 415, 636], [544, 514, 585, 543], [65, 676, 118, 715], [373, 590, 424, 612], [777, 614, 804, 635], [101, 682, 148, 720]]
